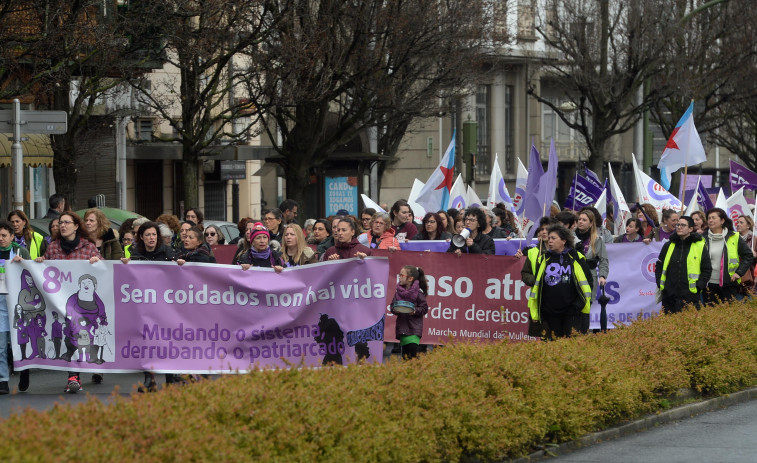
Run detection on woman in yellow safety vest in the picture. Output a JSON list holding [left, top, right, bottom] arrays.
[[7, 210, 47, 259], [703, 208, 753, 303], [527, 224, 593, 340]]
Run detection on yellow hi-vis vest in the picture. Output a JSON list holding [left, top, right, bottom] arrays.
[[28, 232, 45, 259], [528, 252, 592, 322], [724, 233, 741, 282], [659, 239, 705, 293], [527, 245, 545, 275]]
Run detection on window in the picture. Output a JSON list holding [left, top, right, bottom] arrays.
[[475, 85, 491, 177], [541, 101, 574, 143], [138, 119, 153, 141]]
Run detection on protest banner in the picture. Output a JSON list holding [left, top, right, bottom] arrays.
[[375, 250, 533, 344], [6, 258, 389, 373], [587, 241, 664, 329]]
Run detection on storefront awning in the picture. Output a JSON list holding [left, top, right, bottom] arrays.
[[0, 133, 54, 167]]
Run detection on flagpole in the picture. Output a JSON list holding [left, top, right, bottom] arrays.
[[572, 171, 578, 211], [679, 99, 695, 214]]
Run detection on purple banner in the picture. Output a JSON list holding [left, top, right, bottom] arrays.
[[400, 239, 537, 255], [6, 258, 389, 373], [730, 160, 757, 193]]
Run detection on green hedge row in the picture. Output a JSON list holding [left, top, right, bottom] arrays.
[[3, 299, 757, 462]]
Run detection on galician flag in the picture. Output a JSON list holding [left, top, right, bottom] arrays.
[[414, 131, 455, 214], [657, 102, 707, 190]]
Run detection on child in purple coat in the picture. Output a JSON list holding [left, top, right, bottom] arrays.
[[390, 265, 429, 360]]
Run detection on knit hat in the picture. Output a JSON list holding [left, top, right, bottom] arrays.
[[249, 222, 270, 242]]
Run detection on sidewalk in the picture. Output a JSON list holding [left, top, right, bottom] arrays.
[[519, 388, 757, 463]]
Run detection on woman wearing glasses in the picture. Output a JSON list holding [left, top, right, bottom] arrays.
[[359, 212, 400, 250], [413, 212, 452, 241], [34, 212, 102, 394], [203, 225, 226, 246], [262, 209, 284, 245], [235, 222, 285, 271], [446, 208, 495, 255]]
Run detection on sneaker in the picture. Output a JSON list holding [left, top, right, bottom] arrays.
[[65, 376, 81, 394], [0, 381, 9, 395], [18, 370, 30, 392], [92, 374, 103, 384]]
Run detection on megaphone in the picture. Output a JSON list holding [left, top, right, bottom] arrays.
[[452, 228, 471, 247]]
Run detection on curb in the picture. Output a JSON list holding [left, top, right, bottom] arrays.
[[510, 386, 757, 462]]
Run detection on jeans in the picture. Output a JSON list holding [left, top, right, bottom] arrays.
[[0, 331, 9, 382]]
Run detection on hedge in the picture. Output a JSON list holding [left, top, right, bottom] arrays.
[[2, 298, 757, 462]]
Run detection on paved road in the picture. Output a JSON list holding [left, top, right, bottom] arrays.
[[0, 369, 152, 417], [552, 399, 757, 463]]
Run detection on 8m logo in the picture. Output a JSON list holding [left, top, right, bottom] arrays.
[[42, 266, 72, 293]]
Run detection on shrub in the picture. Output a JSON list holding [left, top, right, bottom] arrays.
[[2, 299, 757, 461]]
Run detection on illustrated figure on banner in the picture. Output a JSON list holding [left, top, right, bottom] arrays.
[[12, 304, 30, 360], [17, 269, 46, 325], [64, 274, 110, 364], [314, 314, 345, 365]]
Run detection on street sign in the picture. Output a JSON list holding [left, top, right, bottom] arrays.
[[220, 160, 246, 180], [0, 109, 68, 134]]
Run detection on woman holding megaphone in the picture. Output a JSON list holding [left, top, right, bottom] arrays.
[[447, 208, 495, 256]]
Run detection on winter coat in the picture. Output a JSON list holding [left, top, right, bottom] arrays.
[[391, 280, 429, 338]]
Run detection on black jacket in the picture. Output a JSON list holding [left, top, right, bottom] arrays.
[[446, 232, 495, 255], [129, 244, 176, 262], [655, 232, 711, 295]]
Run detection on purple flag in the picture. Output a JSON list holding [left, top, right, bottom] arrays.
[[584, 164, 603, 189], [697, 179, 714, 212], [730, 160, 757, 193], [525, 140, 559, 239], [564, 174, 605, 210]]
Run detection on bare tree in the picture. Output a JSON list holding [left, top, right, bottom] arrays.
[[243, 0, 505, 208], [0, 0, 148, 204], [128, 0, 276, 209], [528, 0, 679, 172], [649, 0, 757, 139]]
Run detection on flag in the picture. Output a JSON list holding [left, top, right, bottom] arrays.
[[513, 158, 528, 215], [608, 163, 631, 236], [360, 194, 386, 214], [564, 173, 605, 210], [487, 153, 515, 212], [632, 156, 683, 218], [696, 177, 714, 212], [657, 102, 707, 190], [467, 185, 484, 209], [715, 188, 727, 211], [414, 131, 455, 214], [407, 179, 427, 221], [583, 164, 603, 189], [524, 140, 558, 238], [449, 174, 467, 210], [729, 160, 757, 193], [683, 179, 700, 216], [594, 188, 607, 229], [726, 187, 753, 223]]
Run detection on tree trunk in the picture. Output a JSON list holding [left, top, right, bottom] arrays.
[[51, 134, 78, 209], [182, 152, 199, 212], [283, 155, 313, 218]]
